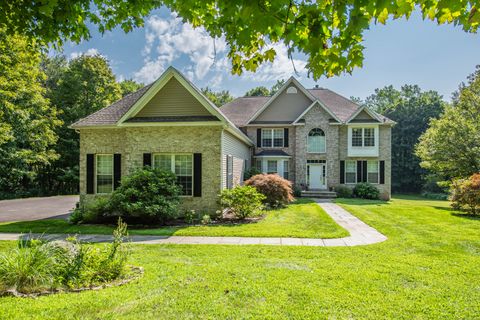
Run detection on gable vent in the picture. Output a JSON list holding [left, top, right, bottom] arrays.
[[286, 86, 298, 94]]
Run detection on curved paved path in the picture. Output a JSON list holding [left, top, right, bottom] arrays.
[[0, 200, 387, 247]]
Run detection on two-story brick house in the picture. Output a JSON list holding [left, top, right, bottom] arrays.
[[221, 77, 394, 199], [72, 67, 394, 214]]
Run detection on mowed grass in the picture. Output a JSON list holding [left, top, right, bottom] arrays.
[[0, 199, 347, 239], [1, 195, 479, 319]]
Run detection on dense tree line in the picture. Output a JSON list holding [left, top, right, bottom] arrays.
[[0, 31, 145, 198], [363, 85, 445, 193]]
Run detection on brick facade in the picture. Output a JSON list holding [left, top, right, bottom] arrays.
[[79, 126, 223, 213]]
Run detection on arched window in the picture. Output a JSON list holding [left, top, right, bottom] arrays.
[[307, 128, 326, 153]]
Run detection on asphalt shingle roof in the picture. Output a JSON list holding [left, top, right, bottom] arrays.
[[70, 84, 153, 127], [71, 81, 393, 128]]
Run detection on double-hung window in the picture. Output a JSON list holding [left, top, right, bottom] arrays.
[[267, 160, 277, 174], [96, 154, 113, 193], [153, 154, 193, 196], [367, 160, 379, 184], [261, 129, 284, 148], [351, 128, 376, 147], [345, 160, 356, 184], [283, 160, 289, 180]]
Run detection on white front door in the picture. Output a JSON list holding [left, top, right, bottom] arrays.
[[308, 164, 326, 189]]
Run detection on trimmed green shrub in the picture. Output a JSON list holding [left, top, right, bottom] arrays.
[[69, 197, 110, 224], [0, 219, 130, 294], [353, 183, 380, 200], [335, 185, 353, 198], [245, 174, 294, 207], [104, 167, 181, 224], [243, 167, 261, 180], [293, 185, 303, 198], [219, 186, 265, 219], [450, 173, 480, 214], [201, 214, 212, 225]]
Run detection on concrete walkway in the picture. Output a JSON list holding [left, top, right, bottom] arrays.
[[0, 200, 387, 247]]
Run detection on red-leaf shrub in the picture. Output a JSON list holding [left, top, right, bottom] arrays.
[[245, 174, 294, 207], [450, 173, 480, 214]]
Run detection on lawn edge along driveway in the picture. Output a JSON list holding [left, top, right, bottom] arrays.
[[0, 201, 387, 247]]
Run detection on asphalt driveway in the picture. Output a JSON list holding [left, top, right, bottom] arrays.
[[0, 195, 79, 222]]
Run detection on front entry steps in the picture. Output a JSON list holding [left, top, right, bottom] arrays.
[[301, 190, 337, 199]]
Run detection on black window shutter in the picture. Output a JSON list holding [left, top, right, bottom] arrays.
[[356, 161, 362, 183], [143, 153, 152, 167], [362, 161, 368, 183], [340, 160, 345, 184], [256, 129, 261, 147], [86, 154, 94, 194], [113, 154, 121, 190], [284, 128, 289, 147], [380, 160, 385, 184], [193, 153, 202, 197]]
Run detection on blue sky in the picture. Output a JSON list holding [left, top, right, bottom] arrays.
[[60, 7, 480, 101]]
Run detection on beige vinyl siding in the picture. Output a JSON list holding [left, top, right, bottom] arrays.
[[353, 110, 375, 120], [255, 83, 312, 122], [221, 130, 251, 189], [134, 77, 212, 118]]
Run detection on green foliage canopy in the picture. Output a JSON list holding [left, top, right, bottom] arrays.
[[1, 1, 479, 79], [201, 87, 233, 106], [0, 29, 61, 197], [416, 66, 480, 179], [364, 85, 445, 192], [119, 79, 144, 97], [40, 54, 122, 194]]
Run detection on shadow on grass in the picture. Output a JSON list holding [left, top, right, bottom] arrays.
[[451, 213, 480, 221]]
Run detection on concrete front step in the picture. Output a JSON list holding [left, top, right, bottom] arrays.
[[301, 190, 337, 198]]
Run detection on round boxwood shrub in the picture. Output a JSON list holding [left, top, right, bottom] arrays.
[[245, 174, 294, 207], [335, 185, 353, 198], [353, 182, 380, 200], [104, 167, 181, 224]]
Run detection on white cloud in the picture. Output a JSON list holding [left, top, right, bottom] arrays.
[[69, 48, 102, 60], [133, 13, 227, 83], [133, 13, 308, 89]]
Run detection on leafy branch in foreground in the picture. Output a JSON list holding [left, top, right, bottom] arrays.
[[1, 1, 479, 79]]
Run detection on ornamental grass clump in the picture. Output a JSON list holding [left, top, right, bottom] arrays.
[[245, 174, 294, 207], [0, 219, 133, 296]]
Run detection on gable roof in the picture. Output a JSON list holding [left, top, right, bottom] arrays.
[[220, 87, 394, 127], [70, 67, 253, 146], [246, 77, 316, 124], [70, 84, 153, 127]]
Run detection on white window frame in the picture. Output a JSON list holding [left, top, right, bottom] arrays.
[[261, 128, 284, 148], [266, 160, 278, 174], [367, 160, 379, 184], [307, 128, 326, 153], [95, 154, 114, 194], [283, 160, 289, 180], [344, 160, 357, 184], [152, 153, 194, 196], [347, 125, 379, 157]]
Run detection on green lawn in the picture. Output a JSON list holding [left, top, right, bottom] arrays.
[[1, 195, 479, 319], [0, 199, 347, 239]]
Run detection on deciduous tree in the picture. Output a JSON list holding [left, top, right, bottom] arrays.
[[0, 30, 61, 197], [416, 66, 480, 180], [2, 1, 478, 79]]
